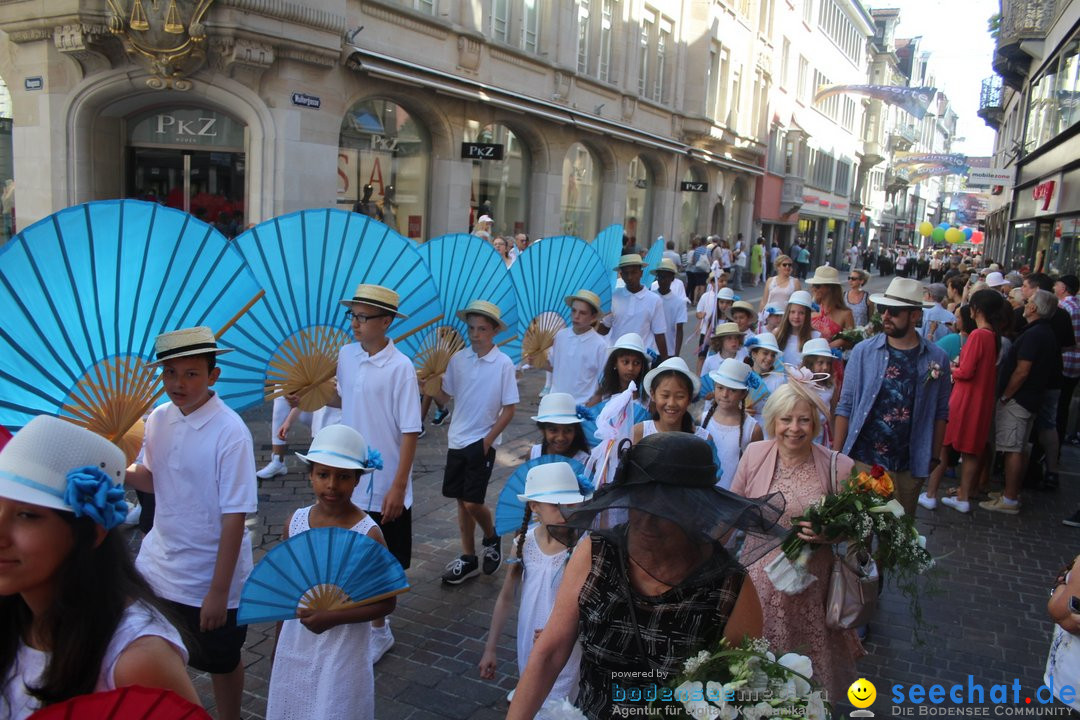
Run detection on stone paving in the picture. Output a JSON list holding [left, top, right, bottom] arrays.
[[130, 273, 1080, 719]]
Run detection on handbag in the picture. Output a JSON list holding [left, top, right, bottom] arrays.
[[695, 252, 712, 272], [823, 450, 880, 630]]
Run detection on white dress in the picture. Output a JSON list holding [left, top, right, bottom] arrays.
[[704, 414, 759, 489], [266, 507, 378, 720], [529, 443, 590, 465], [516, 527, 582, 707], [2, 603, 186, 720], [640, 419, 711, 442]]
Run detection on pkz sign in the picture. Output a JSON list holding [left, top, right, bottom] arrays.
[[129, 109, 245, 151], [680, 181, 708, 192], [461, 142, 505, 160]]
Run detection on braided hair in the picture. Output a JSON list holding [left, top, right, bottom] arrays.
[[701, 389, 749, 455], [515, 502, 579, 572]]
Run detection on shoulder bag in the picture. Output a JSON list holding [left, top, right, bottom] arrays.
[[824, 451, 879, 630]]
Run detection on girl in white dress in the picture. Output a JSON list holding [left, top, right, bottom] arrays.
[[0, 417, 195, 720], [266, 425, 395, 720], [478, 463, 588, 714], [527, 393, 591, 465], [798, 338, 839, 446], [701, 359, 763, 489], [744, 332, 787, 417]]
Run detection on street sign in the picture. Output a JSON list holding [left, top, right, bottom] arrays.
[[24, 77, 42, 91], [291, 93, 321, 109]]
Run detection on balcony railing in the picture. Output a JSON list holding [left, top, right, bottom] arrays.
[[994, 0, 1058, 89], [888, 125, 918, 151], [978, 76, 1005, 130], [781, 174, 804, 213]]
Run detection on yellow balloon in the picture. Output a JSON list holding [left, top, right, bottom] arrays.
[[918, 221, 934, 238], [945, 227, 963, 244]]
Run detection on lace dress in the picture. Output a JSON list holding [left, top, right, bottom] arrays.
[[266, 507, 378, 720], [745, 458, 864, 701]]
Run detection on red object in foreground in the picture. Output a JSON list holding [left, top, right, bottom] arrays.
[[870, 464, 886, 479], [0, 426, 10, 451], [28, 686, 210, 720]]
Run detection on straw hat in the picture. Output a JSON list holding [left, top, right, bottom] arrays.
[[456, 299, 508, 331], [710, 358, 752, 390], [295, 424, 379, 474], [564, 289, 603, 314], [807, 265, 842, 285], [730, 300, 758, 321], [0, 415, 127, 519], [339, 283, 408, 318], [786, 290, 814, 309], [870, 277, 936, 308], [607, 332, 647, 360], [517, 461, 589, 505], [801, 337, 835, 359], [642, 356, 701, 398], [712, 322, 743, 338], [650, 258, 678, 275], [149, 326, 233, 365], [615, 253, 647, 270], [747, 331, 781, 354], [530, 393, 582, 424]]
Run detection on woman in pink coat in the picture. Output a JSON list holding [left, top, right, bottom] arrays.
[[731, 382, 865, 699]]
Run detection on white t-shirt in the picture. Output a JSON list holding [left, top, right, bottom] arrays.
[[653, 288, 688, 355], [529, 443, 591, 464], [701, 352, 723, 378], [609, 285, 667, 351], [444, 345, 520, 450], [780, 331, 821, 368], [2, 602, 187, 720], [550, 327, 609, 404], [338, 339, 423, 511], [136, 393, 257, 608], [650, 277, 687, 301], [921, 303, 955, 343], [704, 414, 759, 490]]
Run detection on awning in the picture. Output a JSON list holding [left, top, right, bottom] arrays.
[[347, 47, 763, 177]]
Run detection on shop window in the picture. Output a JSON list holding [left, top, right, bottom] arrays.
[[561, 142, 601, 239], [680, 168, 704, 241], [1025, 32, 1080, 154], [625, 156, 653, 248], [339, 98, 430, 240], [1052, 217, 1080, 276], [466, 122, 529, 237]]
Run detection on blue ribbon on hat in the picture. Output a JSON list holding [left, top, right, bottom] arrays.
[[575, 404, 596, 422], [744, 335, 760, 349], [364, 448, 384, 472], [576, 472, 595, 497], [645, 348, 659, 364], [64, 466, 128, 531], [830, 348, 844, 360]]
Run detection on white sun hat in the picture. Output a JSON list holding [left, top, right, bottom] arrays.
[[716, 287, 736, 301], [607, 332, 648, 359], [747, 331, 781, 354], [709, 358, 752, 390], [296, 424, 381, 474], [642, 356, 701, 398], [801, 337, 835, 359], [517, 461, 590, 504], [786, 290, 814, 309], [531, 393, 582, 424]]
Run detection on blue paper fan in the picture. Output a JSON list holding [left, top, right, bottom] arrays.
[[416, 233, 520, 365], [237, 526, 409, 625], [579, 400, 651, 446], [223, 210, 442, 410], [642, 240, 664, 275], [508, 236, 612, 369], [494, 455, 587, 537], [0, 200, 263, 460], [591, 224, 625, 279]]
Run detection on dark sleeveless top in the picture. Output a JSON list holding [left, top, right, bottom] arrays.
[[575, 531, 746, 718]]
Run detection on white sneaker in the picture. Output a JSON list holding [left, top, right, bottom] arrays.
[[122, 503, 142, 527], [370, 624, 394, 664], [917, 492, 937, 510], [941, 495, 970, 513], [256, 456, 287, 479]]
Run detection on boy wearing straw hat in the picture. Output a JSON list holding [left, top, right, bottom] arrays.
[[429, 299, 519, 584], [650, 258, 688, 360], [550, 289, 609, 404], [598, 254, 669, 360], [125, 326, 256, 720]]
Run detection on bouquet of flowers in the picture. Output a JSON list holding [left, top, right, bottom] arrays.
[[651, 637, 829, 719], [834, 313, 883, 348]]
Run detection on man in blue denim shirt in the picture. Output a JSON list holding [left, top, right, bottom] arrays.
[[834, 277, 951, 515]]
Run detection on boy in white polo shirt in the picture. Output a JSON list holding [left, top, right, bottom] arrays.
[[598, 254, 669, 360], [126, 326, 256, 720], [429, 299, 519, 584], [650, 258, 688, 359], [550, 289, 609, 404]]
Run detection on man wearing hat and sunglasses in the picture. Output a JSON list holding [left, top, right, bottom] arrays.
[[833, 277, 952, 516], [598, 254, 670, 361]]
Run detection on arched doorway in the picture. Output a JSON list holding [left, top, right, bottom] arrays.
[[465, 121, 529, 237], [561, 142, 601, 239], [625, 155, 653, 248], [711, 201, 726, 238], [339, 98, 431, 239], [680, 167, 706, 241]]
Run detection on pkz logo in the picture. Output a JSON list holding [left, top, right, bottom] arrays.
[[155, 114, 218, 137], [681, 181, 708, 192], [1033, 180, 1056, 211], [461, 142, 505, 160]]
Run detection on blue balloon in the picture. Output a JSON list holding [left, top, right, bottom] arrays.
[[938, 222, 950, 230], [963, 227, 974, 240]]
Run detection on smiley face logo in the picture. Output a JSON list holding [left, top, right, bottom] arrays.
[[848, 678, 877, 708]]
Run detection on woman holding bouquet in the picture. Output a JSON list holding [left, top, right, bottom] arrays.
[[731, 382, 865, 700]]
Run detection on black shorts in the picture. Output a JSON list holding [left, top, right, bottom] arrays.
[[442, 439, 496, 504], [165, 600, 247, 674], [367, 506, 413, 569]]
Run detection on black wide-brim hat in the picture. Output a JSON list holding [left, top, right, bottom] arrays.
[[552, 432, 787, 566]]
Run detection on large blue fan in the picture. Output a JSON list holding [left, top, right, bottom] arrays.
[[591, 224, 625, 279], [494, 455, 588, 537], [223, 210, 442, 410], [237, 526, 409, 625], [641, 239, 664, 275], [0, 200, 264, 460], [508, 236, 611, 370], [416, 233, 521, 374]]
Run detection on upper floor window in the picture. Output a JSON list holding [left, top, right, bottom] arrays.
[[577, 0, 591, 74], [401, 0, 435, 13], [654, 20, 672, 102], [780, 38, 790, 88], [598, 0, 614, 81], [639, 10, 653, 96], [522, 0, 539, 52], [487, 0, 543, 54], [491, 0, 510, 42], [797, 55, 809, 103]]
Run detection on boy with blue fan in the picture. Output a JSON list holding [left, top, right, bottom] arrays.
[[265, 424, 395, 720], [125, 326, 257, 720]]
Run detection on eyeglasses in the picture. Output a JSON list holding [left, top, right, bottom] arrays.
[[344, 310, 390, 323], [881, 306, 913, 316], [780, 263, 793, 267], [848, 276, 861, 281]]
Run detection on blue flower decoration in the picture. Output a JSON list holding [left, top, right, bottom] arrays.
[[746, 372, 762, 390], [575, 404, 597, 422], [811, 302, 821, 312], [64, 466, 128, 531], [645, 348, 660, 364], [744, 335, 760, 349], [364, 448, 384, 472], [576, 472, 595, 497], [830, 347, 844, 359]]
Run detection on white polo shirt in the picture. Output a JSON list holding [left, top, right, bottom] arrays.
[[135, 393, 257, 608], [338, 339, 422, 511], [653, 288, 688, 353], [550, 326, 609, 404], [443, 345, 519, 450], [650, 278, 687, 300], [609, 285, 667, 350]]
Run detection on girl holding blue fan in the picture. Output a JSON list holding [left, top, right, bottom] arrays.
[[529, 393, 591, 464], [478, 462, 588, 712], [266, 425, 394, 720]]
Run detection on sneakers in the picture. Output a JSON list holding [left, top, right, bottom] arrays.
[[441, 555, 480, 584], [370, 623, 395, 663], [431, 406, 451, 426], [418, 425, 427, 440], [481, 535, 502, 575], [122, 503, 142, 527], [256, 456, 287, 479], [916, 492, 937, 510], [940, 496, 970, 513], [979, 496, 1020, 515], [1064, 510, 1080, 527], [1043, 472, 1059, 491]]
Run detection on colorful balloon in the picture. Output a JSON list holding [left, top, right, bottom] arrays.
[[932, 227, 946, 243], [945, 227, 963, 244], [971, 230, 985, 245], [963, 227, 974, 240], [919, 221, 934, 237]]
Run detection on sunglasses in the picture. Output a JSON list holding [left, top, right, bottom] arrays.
[[780, 263, 793, 267], [881, 306, 913, 316], [848, 276, 861, 281]]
